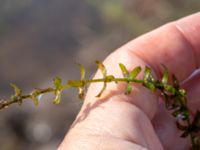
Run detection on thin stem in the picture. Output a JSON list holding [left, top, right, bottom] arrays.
[[0, 88, 54, 110], [86, 78, 144, 83]]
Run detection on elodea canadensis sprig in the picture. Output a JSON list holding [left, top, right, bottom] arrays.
[[0, 61, 199, 149]]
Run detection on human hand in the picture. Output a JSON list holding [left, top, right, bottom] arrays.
[[59, 13, 200, 150]]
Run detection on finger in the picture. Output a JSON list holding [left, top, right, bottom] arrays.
[[59, 130, 148, 150], [86, 12, 200, 118], [61, 99, 158, 150], [123, 12, 200, 81], [182, 70, 200, 114]]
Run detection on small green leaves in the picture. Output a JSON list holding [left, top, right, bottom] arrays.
[[144, 66, 154, 82], [53, 77, 63, 104], [78, 64, 86, 80], [78, 64, 86, 99], [119, 63, 129, 77], [53, 90, 62, 105], [143, 66, 155, 91], [78, 87, 85, 99], [96, 61, 107, 97], [96, 61, 107, 78], [1, 61, 200, 148], [161, 65, 169, 85], [172, 74, 180, 89], [125, 84, 132, 95], [10, 83, 22, 105], [64, 64, 87, 100], [105, 75, 115, 82], [119, 64, 142, 95], [96, 82, 106, 97], [10, 83, 22, 97], [119, 63, 141, 80], [178, 89, 186, 97], [30, 90, 40, 106], [176, 111, 200, 139], [173, 106, 189, 120], [129, 66, 142, 80], [164, 85, 176, 95], [53, 77, 62, 90]]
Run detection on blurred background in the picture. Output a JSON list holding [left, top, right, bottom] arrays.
[[0, 0, 199, 149]]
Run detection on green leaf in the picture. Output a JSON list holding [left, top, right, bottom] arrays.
[[53, 77, 62, 90], [129, 66, 141, 80], [162, 93, 171, 109], [178, 89, 186, 97], [78, 87, 85, 100], [96, 61, 107, 77], [164, 85, 176, 94], [78, 64, 85, 80], [172, 74, 180, 89], [53, 90, 61, 105], [10, 83, 22, 96], [143, 67, 155, 90], [171, 97, 182, 109], [144, 66, 152, 80], [161, 65, 169, 85], [144, 82, 155, 91], [10, 95, 18, 101], [182, 110, 189, 120], [95, 61, 108, 97], [105, 75, 115, 82], [119, 63, 129, 77], [31, 94, 39, 106], [144, 66, 155, 84], [96, 82, 107, 97], [10, 83, 22, 105], [53, 78, 63, 104], [125, 84, 132, 95], [179, 97, 187, 106], [30, 90, 41, 106], [173, 106, 189, 120], [172, 110, 181, 118]]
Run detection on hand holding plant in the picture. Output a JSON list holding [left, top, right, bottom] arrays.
[[1, 13, 200, 149], [59, 13, 200, 150]]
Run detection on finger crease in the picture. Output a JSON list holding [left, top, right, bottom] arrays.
[[174, 23, 199, 69]]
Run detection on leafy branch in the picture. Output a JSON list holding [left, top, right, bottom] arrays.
[[0, 61, 199, 149]]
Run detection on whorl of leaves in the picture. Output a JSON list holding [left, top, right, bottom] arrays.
[[0, 61, 199, 149]]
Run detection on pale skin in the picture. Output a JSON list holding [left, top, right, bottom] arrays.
[[58, 13, 200, 150]]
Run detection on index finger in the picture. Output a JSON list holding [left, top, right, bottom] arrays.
[[106, 12, 200, 82], [86, 12, 200, 118]]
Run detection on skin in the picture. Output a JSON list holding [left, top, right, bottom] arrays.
[[59, 13, 200, 150]]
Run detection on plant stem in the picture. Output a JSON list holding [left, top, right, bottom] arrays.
[[86, 78, 144, 83], [0, 88, 54, 110]]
